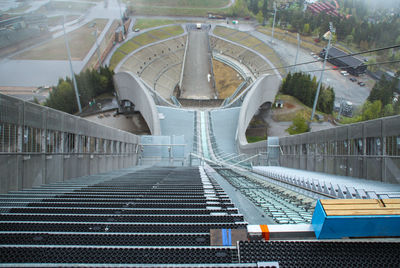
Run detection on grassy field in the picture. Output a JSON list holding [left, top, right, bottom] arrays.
[[272, 94, 326, 122], [247, 135, 267, 143], [127, 2, 230, 17], [109, 51, 126, 70], [133, 33, 159, 46], [239, 36, 262, 48], [133, 19, 184, 30], [47, 15, 80, 27], [13, 19, 108, 60], [161, 25, 184, 36], [109, 25, 184, 70], [213, 26, 237, 37], [118, 41, 141, 55], [127, 0, 229, 8], [213, 59, 243, 99], [35, 1, 95, 14], [257, 26, 326, 54]]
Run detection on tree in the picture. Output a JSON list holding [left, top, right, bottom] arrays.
[[287, 112, 310, 135], [229, 0, 250, 17], [361, 100, 382, 121], [256, 11, 264, 23], [383, 104, 394, 117], [44, 66, 115, 114], [303, 23, 310, 35], [45, 80, 78, 114], [262, 0, 269, 26], [345, 34, 354, 46], [249, 0, 259, 15]]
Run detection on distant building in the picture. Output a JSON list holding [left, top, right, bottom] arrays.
[[319, 46, 367, 76], [307, 1, 340, 17]]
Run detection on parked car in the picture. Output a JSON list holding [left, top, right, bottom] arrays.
[[340, 71, 349, 76], [332, 66, 338, 70], [134, 28, 140, 32], [349, 77, 357, 82], [358, 82, 366, 86]]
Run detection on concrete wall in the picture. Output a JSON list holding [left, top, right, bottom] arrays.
[[236, 74, 281, 154], [113, 71, 161, 135], [0, 94, 139, 193], [279, 115, 400, 184]]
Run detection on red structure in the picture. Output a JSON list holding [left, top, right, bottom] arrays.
[[307, 1, 340, 17]]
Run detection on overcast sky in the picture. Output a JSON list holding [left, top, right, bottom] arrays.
[[362, 0, 400, 9]]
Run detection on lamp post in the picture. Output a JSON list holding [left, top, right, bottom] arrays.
[[63, 15, 82, 113], [92, 25, 102, 71], [117, 0, 125, 37], [310, 22, 335, 121], [271, 2, 277, 43], [294, 33, 300, 72]]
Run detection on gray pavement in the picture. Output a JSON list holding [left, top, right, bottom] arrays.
[[249, 30, 371, 106], [181, 30, 214, 99], [0, 59, 83, 87], [0, 0, 125, 88]]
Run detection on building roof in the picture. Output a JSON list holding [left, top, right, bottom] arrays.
[[326, 46, 365, 68], [307, 1, 340, 17]]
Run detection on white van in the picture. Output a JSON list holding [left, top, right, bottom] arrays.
[[196, 23, 201, 29]]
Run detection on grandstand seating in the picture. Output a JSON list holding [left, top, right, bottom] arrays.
[[119, 36, 186, 99], [210, 36, 270, 78]]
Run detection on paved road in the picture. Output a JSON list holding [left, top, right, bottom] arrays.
[[181, 30, 214, 99], [250, 30, 371, 106], [0, 0, 125, 87]]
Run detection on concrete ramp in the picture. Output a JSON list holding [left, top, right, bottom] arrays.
[[180, 30, 215, 99]]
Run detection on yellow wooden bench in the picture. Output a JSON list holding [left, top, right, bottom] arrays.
[[312, 199, 400, 239]]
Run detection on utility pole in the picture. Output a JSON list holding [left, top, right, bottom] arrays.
[[311, 22, 334, 121], [63, 15, 82, 113], [271, 2, 277, 42], [294, 33, 300, 72], [93, 27, 102, 71], [337, 98, 343, 120], [117, 0, 125, 37]]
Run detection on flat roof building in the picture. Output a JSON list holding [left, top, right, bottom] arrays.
[[320, 46, 367, 76]]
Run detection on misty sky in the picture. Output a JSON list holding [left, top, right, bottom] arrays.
[[363, 0, 400, 9]]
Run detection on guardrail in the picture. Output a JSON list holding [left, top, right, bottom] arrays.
[[0, 93, 139, 193]]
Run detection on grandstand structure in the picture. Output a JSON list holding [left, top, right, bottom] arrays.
[[1, 23, 400, 266]]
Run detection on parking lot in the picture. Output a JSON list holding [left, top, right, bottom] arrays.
[[251, 30, 371, 106]]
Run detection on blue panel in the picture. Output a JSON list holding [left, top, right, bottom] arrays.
[[311, 200, 327, 239], [317, 215, 400, 239], [312, 200, 400, 239]]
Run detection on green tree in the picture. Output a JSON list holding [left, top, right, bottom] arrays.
[[229, 0, 250, 17], [383, 103, 394, 117], [287, 112, 310, 135], [345, 34, 354, 46], [367, 58, 378, 72], [45, 80, 78, 114], [256, 11, 264, 23], [249, 0, 259, 15], [361, 100, 382, 121], [303, 23, 310, 35], [44, 66, 115, 114], [262, 0, 269, 26]]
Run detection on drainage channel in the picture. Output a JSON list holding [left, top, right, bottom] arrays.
[[214, 168, 316, 224]]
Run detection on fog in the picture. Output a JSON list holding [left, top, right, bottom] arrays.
[[362, 0, 400, 10]]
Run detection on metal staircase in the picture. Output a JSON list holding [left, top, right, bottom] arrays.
[[0, 166, 246, 266]]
